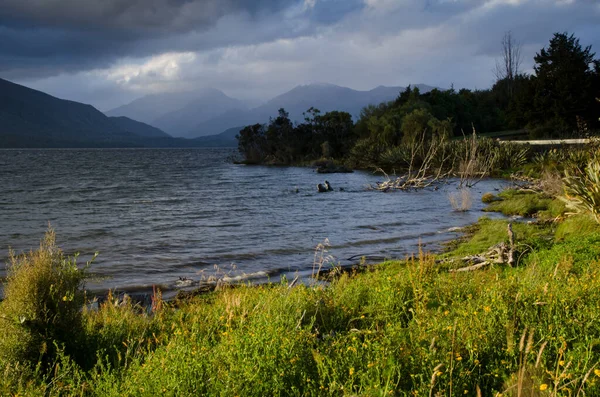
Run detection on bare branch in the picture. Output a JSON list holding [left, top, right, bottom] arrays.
[[494, 31, 523, 98]]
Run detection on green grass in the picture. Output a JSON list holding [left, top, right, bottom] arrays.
[[555, 214, 600, 240], [3, 220, 600, 396], [442, 217, 553, 260], [484, 189, 565, 218]]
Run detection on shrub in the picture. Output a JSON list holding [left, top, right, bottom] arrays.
[[0, 229, 88, 369], [481, 192, 497, 203], [448, 188, 472, 212], [347, 138, 385, 168], [538, 170, 564, 197], [562, 158, 600, 223]]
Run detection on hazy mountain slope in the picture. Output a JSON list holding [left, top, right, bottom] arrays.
[[187, 83, 437, 138], [109, 116, 171, 138], [151, 89, 247, 136], [106, 89, 247, 137], [192, 126, 242, 147], [105, 91, 202, 125], [190, 108, 253, 138], [0, 78, 140, 147]]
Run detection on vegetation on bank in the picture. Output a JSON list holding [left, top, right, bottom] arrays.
[[3, 151, 600, 395], [237, 32, 600, 171]]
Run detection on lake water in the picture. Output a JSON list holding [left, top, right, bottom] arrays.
[[0, 148, 505, 297]]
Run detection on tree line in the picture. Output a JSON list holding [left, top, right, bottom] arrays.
[[237, 32, 600, 167]]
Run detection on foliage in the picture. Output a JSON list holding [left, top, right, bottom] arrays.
[[481, 192, 497, 203], [0, 229, 89, 370], [529, 32, 599, 134], [5, 217, 600, 395], [562, 157, 600, 223], [237, 107, 356, 165], [443, 217, 552, 259], [236, 123, 267, 164]]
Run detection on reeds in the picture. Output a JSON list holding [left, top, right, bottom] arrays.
[[448, 188, 473, 212]]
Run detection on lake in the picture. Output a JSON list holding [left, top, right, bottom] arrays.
[[0, 148, 505, 297]]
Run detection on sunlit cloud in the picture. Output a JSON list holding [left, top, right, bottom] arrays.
[[105, 52, 197, 90]]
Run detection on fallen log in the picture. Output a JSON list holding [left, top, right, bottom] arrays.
[[447, 223, 517, 272]]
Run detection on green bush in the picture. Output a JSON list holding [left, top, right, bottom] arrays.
[[562, 158, 600, 223], [481, 192, 497, 203], [0, 229, 88, 369]]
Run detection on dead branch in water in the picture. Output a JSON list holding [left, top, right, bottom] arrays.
[[370, 134, 454, 191], [458, 125, 495, 188]]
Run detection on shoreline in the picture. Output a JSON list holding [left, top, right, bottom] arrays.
[[4, 185, 600, 395], [94, 213, 507, 305]]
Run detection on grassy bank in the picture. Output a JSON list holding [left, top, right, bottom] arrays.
[[3, 192, 600, 396]]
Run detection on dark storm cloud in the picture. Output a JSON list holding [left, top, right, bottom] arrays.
[[461, 0, 600, 58], [0, 0, 294, 32], [0, 0, 365, 78]]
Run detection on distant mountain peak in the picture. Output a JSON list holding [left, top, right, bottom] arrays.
[[303, 82, 340, 88], [105, 88, 247, 137], [186, 83, 436, 139]]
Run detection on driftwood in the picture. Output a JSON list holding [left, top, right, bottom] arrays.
[[370, 167, 452, 191], [508, 173, 553, 195], [449, 223, 516, 272], [371, 133, 454, 191]]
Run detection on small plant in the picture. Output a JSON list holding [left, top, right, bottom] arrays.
[[538, 170, 564, 197], [448, 188, 472, 212], [313, 238, 335, 281], [481, 192, 497, 203], [0, 229, 89, 369], [561, 158, 600, 223]]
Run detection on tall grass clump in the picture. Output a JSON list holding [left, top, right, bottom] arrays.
[[0, 229, 89, 370], [562, 157, 600, 223], [448, 188, 472, 211]]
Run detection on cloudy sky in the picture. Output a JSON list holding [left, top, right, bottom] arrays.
[[1, 0, 599, 111]]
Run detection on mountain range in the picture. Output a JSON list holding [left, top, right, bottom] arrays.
[[0, 77, 436, 148], [0, 77, 185, 148], [105, 88, 248, 137], [107, 83, 436, 139]]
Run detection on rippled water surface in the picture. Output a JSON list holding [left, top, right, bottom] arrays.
[[0, 148, 505, 296]]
